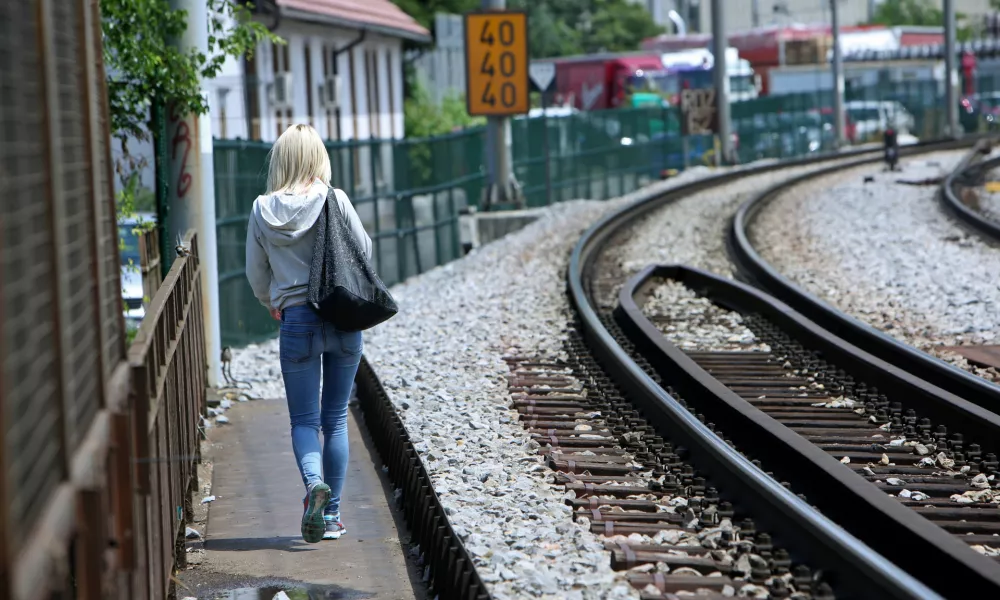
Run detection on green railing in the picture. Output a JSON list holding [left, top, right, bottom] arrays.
[[215, 131, 481, 346], [215, 80, 996, 347]]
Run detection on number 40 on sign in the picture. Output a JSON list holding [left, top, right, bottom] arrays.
[[465, 11, 530, 116]]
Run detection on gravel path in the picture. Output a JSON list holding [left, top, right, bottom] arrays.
[[227, 167, 727, 600], [750, 151, 1000, 386]]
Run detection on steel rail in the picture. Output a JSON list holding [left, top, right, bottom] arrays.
[[566, 143, 975, 599], [616, 264, 1000, 597], [941, 143, 1000, 243], [728, 139, 1000, 414]]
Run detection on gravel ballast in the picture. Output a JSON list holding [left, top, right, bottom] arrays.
[[593, 156, 872, 311], [227, 168, 732, 600], [977, 169, 1000, 224], [223, 152, 883, 598], [750, 152, 1000, 386], [641, 280, 770, 352]]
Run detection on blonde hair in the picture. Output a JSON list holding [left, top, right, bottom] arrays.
[[266, 124, 332, 193]]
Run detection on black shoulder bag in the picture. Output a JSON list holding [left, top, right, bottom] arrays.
[[307, 188, 397, 331]]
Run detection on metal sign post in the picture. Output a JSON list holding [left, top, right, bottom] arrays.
[[945, 0, 960, 138], [831, 0, 847, 147], [530, 62, 556, 205], [711, 0, 732, 164], [466, 5, 530, 209]]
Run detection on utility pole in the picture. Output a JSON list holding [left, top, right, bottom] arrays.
[[752, 0, 760, 28], [482, 0, 521, 209], [168, 0, 222, 386], [711, 0, 732, 163], [945, 0, 960, 138], [831, 0, 846, 147]]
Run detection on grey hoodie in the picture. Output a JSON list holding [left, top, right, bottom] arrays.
[[246, 180, 372, 311]]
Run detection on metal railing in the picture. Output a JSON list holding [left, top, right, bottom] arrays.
[[214, 79, 997, 347], [139, 227, 163, 303], [126, 229, 206, 599]]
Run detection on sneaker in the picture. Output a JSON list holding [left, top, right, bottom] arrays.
[[323, 514, 347, 540], [301, 482, 331, 543]]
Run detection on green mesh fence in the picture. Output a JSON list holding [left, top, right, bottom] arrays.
[[215, 132, 481, 346], [215, 78, 999, 346]]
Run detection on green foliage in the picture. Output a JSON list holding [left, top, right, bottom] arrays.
[[115, 171, 158, 223], [869, 0, 941, 25], [404, 82, 485, 138], [102, 0, 281, 311], [391, 0, 479, 32], [102, 0, 280, 145], [507, 0, 665, 59], [869, 0, 973, 41], [125, 321, 139, 346], [102, 0, 283, 226], [389, 0, 662, 60], [402, 82, 485, 186]]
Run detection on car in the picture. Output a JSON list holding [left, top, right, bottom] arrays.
[[843, 101, 915, 143], [119, 212, 156, 330], [969, 92, 1000, 131]]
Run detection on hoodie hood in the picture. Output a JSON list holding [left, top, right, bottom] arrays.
[[253, 180, 327, 246]]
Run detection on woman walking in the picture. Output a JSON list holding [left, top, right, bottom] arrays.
[[245, 124, 372, 543]]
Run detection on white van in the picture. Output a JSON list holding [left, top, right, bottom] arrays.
[[844, 100, 915, 141], [119, 212, 156, 328], [660, 47, 759, 102]]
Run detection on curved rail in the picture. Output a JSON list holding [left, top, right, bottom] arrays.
[[941, 143, 1000, 243], [615, 264, 1000, 596], [729, 141, 1000, 414], [565, 146, 968, 599]]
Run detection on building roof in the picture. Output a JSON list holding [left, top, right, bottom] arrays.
[[278, 0, 431, 42]]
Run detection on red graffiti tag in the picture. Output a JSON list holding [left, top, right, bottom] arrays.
[[169, 104, 193, 199]]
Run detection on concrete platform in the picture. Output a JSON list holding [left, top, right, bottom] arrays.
[[179, 399, 425, 600]]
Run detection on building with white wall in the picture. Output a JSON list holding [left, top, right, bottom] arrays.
[[206, 0, 430, 142], [408, 13, 466, 106]]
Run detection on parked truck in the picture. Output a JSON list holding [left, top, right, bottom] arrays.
[[533, 48, 757, 111], [532, 52, 666, 111]]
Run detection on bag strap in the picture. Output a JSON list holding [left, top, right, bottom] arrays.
[[328, 187, 351, 225]]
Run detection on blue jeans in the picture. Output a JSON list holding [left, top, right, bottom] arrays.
[[279, 304, 362, 516]]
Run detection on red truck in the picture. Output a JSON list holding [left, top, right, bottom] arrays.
[[533, 52, 665, 111]]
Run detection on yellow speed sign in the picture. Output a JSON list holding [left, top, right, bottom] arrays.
[[464, 11, 530, 116]]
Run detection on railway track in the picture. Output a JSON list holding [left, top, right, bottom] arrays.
[[941, 142, 1000, 244], [504, 331, 932, 599], [357, 138, 982, 599], [729, 143, 1000, 412], [616, 265, 1000, 596], [552, 138, 998, 599]]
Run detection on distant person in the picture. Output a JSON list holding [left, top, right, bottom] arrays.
[[245, 123, 372, 543]]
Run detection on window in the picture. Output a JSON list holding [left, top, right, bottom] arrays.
[[367, 49, 379, 139], [304, 40, 313, 127], [244, 53, 260, 140], [323, 44, 341, 140], [216, 87, 229, 138], [387, 48, 396, 138]]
